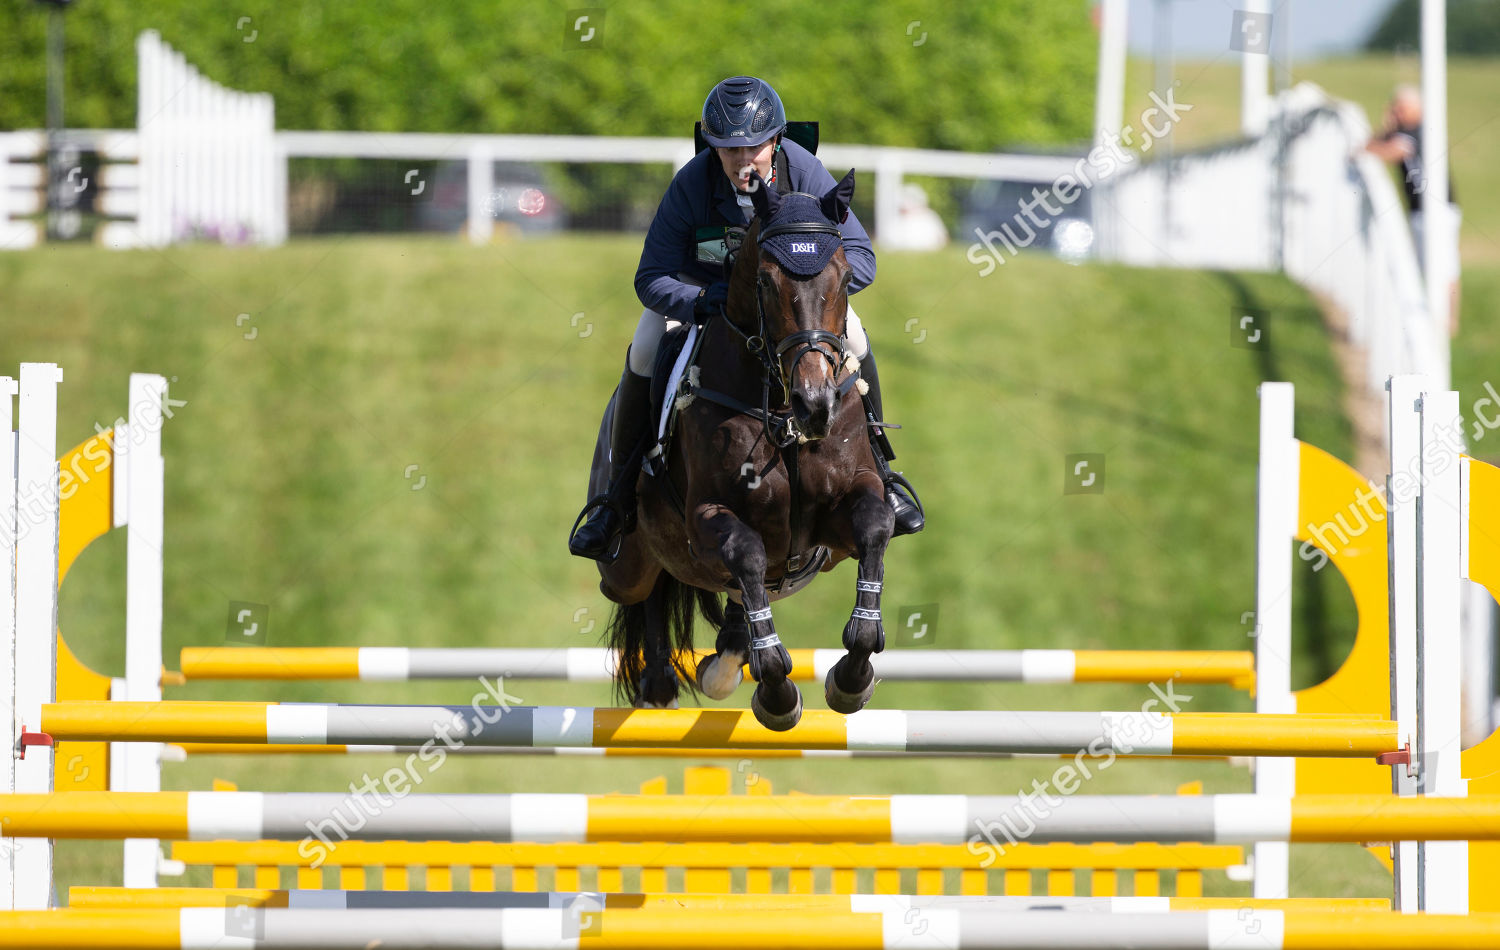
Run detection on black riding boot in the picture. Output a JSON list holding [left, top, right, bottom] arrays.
[[858, 346, 925, 536], [568, 357, 653, 561]]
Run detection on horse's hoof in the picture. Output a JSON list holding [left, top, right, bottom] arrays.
[[633, 695, 679, 710], [751, 685, 803, 732], [696, 651, 745, 701], [632, 672, 679, 709], [824, 664, 875, 715]]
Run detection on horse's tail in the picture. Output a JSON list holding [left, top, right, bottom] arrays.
[[696, 587, 725, 631], [606, 576, 725, 705], [604, 598, 647, 706]]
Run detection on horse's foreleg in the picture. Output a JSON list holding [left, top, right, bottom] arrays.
[[635, 574, 680, 708], [691, 503, 801, 730], [825, 478, 893, 715], [696, 598, 748, 700]]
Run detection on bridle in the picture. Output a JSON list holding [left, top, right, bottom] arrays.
[[710, 211, 862, 447]]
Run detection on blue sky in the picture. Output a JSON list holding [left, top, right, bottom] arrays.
[[1126, 0, 1401, 59]]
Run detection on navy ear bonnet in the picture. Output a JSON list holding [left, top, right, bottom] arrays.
[[748, 168, 857, 277], [758, 193, 843, 277]]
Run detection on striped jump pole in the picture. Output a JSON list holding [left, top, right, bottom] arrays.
[[2, 907, 1500, 950], [3, 790, 1499, 844], [36, 702, 1398, 757], [174, 646, 1256, 689], [65, 889, 1394, 913]]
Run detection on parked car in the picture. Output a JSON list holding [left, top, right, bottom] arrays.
[[958, 167, 1094, 263], [414, 161, 563, 236]]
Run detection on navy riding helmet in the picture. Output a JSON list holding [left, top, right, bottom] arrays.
[[701, 76, 786, 148]]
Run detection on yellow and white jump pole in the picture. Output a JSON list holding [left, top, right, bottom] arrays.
[[3, 906, 1500, 950], [34, 701, 1399, 758], [175, 645, 1256, 689], [2, 789, 1499, 844]]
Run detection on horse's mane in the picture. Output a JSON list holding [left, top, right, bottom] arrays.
[[723, 218, 763, 328]]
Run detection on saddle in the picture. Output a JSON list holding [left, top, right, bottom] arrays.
[[584, 322, 704, 508], [643, 322, 707, 480]]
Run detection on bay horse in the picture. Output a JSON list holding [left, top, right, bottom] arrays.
[[594, 168, 893, 731]]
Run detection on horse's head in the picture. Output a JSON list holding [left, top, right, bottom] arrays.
[[729, 168, 859, 441]]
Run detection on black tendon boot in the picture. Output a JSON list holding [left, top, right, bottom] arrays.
[[858, 346, 924, 536], [568, 357, 654, 561]]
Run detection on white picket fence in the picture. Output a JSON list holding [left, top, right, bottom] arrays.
[[1094, 82, 1447, 393], [0, 31, 285, 250], [132, 29, 284, 247]]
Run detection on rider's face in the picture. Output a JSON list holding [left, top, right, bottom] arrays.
[[716, 138, 777, 192]]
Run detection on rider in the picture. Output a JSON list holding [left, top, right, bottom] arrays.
[[569, 75, 924, 561]]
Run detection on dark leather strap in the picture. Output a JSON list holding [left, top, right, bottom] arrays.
[[758, 220, 841, 241], [784, 438, 804, 573]]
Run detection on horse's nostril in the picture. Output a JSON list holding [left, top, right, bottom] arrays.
[[790, 388, 834, 435]]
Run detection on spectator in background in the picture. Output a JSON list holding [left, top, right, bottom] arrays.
[[880, 184, 949, 252], [1366, 84, 1461, 334]]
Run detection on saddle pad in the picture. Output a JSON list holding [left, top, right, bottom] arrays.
[[658, 323, 698, 444]]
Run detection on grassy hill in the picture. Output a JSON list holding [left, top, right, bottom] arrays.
[[1, 234, 1389, 896]]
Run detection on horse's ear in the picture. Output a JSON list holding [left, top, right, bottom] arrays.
[[748, 169, 780, 220], [821, 169, 855, 224]]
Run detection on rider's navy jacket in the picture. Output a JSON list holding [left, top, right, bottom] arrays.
[[634, 138, 876, 324]]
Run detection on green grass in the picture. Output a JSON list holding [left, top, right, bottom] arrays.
[[2, 234, 1375, 897]]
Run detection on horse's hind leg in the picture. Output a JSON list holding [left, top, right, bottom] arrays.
[[825, 481, 893, 715], [691, 503, 801, 730], [696, 598, 748, 700], [635, 574, 681, 709]]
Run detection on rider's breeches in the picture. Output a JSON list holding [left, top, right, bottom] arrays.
[[628, 288, 870, 376]]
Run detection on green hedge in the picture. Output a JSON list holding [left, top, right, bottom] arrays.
[[1, 1, 1095, 151]]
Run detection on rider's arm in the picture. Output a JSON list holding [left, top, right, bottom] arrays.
[[635, 173, 704, 323], [837, 204, 877, 295], [1366, 130, 1414, 162]]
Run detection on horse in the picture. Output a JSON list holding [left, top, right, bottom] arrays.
[[593, 168, 894, 731]]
